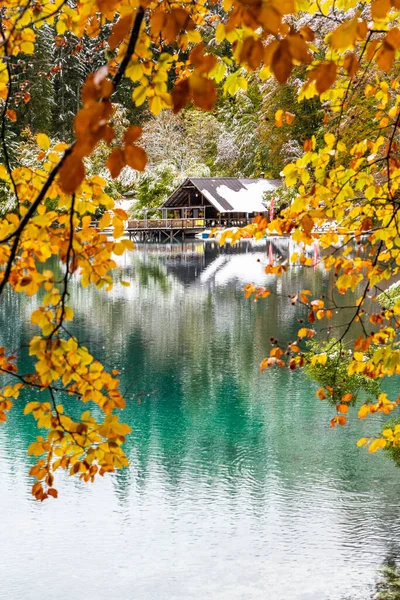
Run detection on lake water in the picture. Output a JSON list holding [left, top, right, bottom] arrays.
[[1, 239, 400, 600]]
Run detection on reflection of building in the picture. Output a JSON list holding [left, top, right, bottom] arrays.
[[161, 177, 280, 225], [139, 240, 269, 286]]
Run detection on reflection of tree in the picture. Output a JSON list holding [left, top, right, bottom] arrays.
[[341, 554, 400, 600], [134, 259, 170, 293], [375, 557, 400, 599], [3, 240, 400, 566]]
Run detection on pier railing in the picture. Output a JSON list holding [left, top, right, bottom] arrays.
[[126, 217, 254, 230], [127, 218, 206, 229], [89, 217, 255, 232]]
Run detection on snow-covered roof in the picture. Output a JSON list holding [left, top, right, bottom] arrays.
[[162, 178, 281, 214]]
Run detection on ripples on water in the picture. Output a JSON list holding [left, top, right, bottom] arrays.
[[1, 239, 400, 600]]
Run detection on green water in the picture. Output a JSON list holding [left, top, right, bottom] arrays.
[[1, 239, 400, 600]]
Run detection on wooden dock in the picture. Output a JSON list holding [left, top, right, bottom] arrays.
[[124, 217, 253, 242], [89, 217, 255, 241], [125, 218, 207, 242]]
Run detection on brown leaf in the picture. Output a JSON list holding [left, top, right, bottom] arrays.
[[258, 6, 284, 36], [103, 125, 115, 145], [171, 7, 195, 31], [371, 0, 391, 19], [107, 147, 126, 179], [300, 26, 315, 42], [386, 27, 400, 49], [124, 126, 142, 145], [171, 79, 191, 113], [287, 34, 311, 63], [150, 9, 166, 38], [309, 61, 337, 94], [301, 214, 314, 233], [240, 37, 264, 70], [189, 43, 218, 74], [125, 145, 147, 171], [59, 154, 85, 194], [343, 53, 359, 77], [376, 42, 395, 72], [109, 14, 134, 50], [271, 40, 293, 83], [81, 75, 99, 106], [189, 74, 217, 111]]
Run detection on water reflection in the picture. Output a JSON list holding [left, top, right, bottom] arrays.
[[0, 239, 400, 600]]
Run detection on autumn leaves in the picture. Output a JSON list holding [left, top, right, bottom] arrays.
[[51, 0, 400, 199], [107, 126, 147, 178], [56, 66, 147, 194]]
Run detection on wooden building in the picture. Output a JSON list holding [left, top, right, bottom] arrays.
[[161, 177, 281, 226]]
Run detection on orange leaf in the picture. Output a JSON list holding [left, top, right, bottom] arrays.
[[171, 79, 191, 114], [189, 74, 217, 111], [109, 14, 134, 50], [271, 40, 293, 83], [59, 154, 85, 194], [285, 112, 295, 125], [6, 110, 17, 122], [124, 126, 142, 145], [107, 147, 126, 178], [376, 42, 395, 72], [308, 61, 337, 94], [301, 214, 314, 234], [125, 145, 147, 171], [343, 53, 359, 77], [371, 0, 391, 19], [341, 393, 353, 403]]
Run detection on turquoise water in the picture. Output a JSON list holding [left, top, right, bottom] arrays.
[[1, 239, 400, 600]]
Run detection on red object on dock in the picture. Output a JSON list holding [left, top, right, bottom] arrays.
[[269, 198, 275, 222], [313, 242, 319, 267], [268, 242, 273, 265]]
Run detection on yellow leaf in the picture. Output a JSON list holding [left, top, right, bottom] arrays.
[[99, 212, 111, 230], [357, 437, 368, 447], [24, 402, 41, 415], [382, 428, 393, 438], [369, 438, 386, 453], [37, 133, 51, 152]]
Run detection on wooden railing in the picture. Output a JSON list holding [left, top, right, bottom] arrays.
[[127, 218, 205, 229], [126, 217, 254, 229], [90, 217, 255, 230]]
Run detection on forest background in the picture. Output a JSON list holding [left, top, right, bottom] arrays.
[[1, 20, 321, 217]]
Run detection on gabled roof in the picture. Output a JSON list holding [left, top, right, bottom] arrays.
[[162, 177, 281, 213]]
